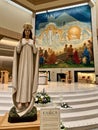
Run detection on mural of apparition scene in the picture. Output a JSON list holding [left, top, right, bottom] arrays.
[[35, 4, 94, 68]]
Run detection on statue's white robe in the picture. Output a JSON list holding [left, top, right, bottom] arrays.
[[12, 38, 39, 116]]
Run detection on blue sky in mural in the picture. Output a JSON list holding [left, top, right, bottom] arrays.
[[35, 5, 91, 30]]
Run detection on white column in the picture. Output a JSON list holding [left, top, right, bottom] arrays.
[[31, 12, 36, 36], [89, 0, 98, 84]]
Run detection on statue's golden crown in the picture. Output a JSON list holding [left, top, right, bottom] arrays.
[[23, 23, 33, 30]]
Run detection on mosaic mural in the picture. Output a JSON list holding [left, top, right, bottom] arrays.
[[35, 4, 94, 68]]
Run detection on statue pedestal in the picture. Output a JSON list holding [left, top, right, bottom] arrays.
[[8, 106, 37, 123], [0, 112, 40, 130]]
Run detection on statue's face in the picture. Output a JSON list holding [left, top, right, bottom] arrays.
[[25, 29, 30, 37]]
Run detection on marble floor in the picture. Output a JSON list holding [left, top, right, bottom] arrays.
[[38, 81, 98, 92], [0, 82, 98, 130], [0, 81, 98, 92]]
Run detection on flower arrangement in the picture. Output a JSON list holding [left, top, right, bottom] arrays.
[[35, 88, 51, 104], [60, 122, 67, 130], [61, 102, 71, 108]]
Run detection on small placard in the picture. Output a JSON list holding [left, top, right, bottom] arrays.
[[40, 108, 60, 130]]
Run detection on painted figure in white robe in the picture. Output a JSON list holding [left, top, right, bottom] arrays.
[[12, 23, 39, 116]]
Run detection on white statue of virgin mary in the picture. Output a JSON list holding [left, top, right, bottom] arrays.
[[12, 23, 39, 117]]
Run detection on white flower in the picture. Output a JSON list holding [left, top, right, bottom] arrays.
[[35, 97, 38, 101], [41, 96, 44, 99]]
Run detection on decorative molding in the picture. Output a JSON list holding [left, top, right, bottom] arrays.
[[89, 0, 95, 7], [0, 27, 21, 40], [12, 0, 89, 12]]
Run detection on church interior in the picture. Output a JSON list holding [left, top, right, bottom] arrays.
[[0, 0, 98, 130]]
